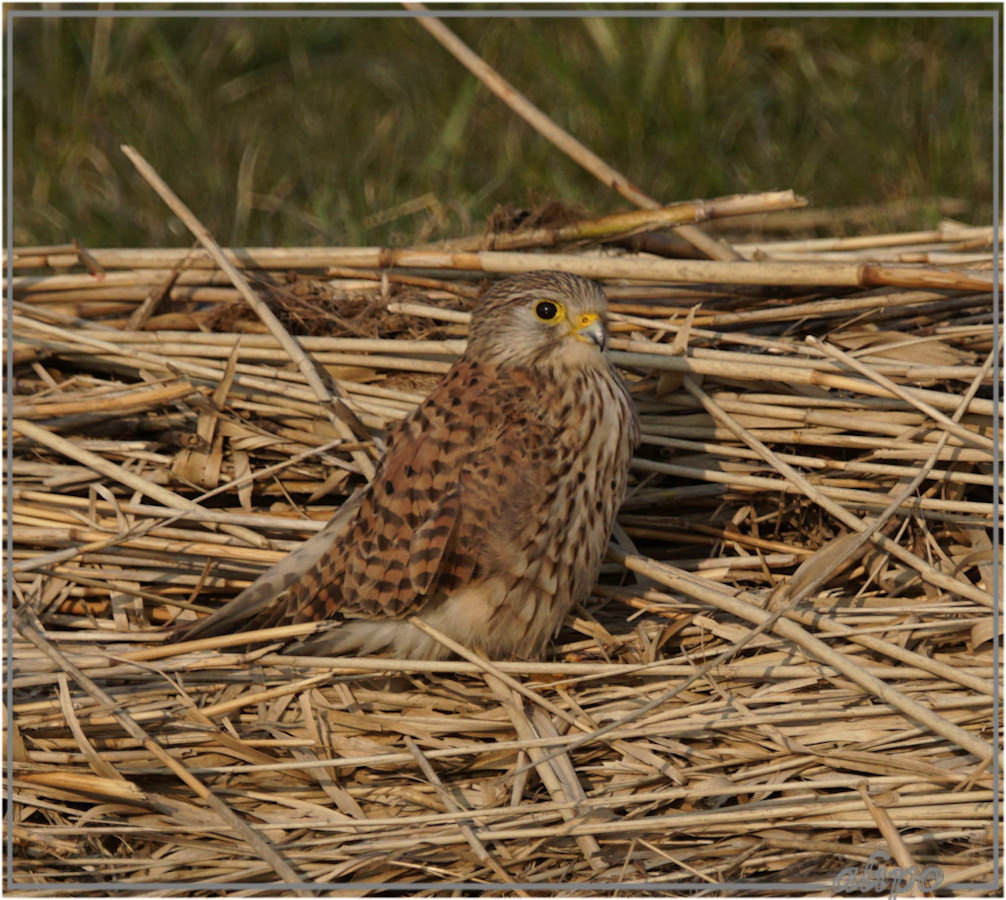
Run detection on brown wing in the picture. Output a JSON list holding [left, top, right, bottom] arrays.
[[172, 487, 366, 642], [283, 359, 552, 624]]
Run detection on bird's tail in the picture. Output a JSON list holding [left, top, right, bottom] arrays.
[[169, 488, 366, 643]]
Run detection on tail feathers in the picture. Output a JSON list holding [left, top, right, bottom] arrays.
[[171, 488, 365, 643], [282, 617, 450, 660]]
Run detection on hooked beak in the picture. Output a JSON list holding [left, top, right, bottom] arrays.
[[571, 312, 606, 351]]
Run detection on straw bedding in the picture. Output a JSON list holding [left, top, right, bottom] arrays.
[[5, 196, 999, 894]]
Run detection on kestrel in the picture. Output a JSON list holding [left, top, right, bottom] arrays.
[[178, 271, 639, 659]]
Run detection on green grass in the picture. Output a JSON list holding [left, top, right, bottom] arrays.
[[9, 10, 998, 248]]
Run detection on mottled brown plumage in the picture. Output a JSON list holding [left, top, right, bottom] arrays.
[[178, 271, 639, 659]]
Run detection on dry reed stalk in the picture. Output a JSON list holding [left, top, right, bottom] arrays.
[[406, 4, 741, 263], [6, 205, 997, 893], [433, 191, 810, 253], [734, 223, 993, 255], [37, 244, 988, 291], [121, 145, 377, 482]]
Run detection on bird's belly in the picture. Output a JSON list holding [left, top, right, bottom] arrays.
[[422, 577, 565, 659], [302, 577, 558, 660]]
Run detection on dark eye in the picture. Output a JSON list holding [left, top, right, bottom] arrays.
[[535, 301, 558, 320]]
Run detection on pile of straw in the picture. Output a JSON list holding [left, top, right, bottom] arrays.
[[6, 191, 998, 893]]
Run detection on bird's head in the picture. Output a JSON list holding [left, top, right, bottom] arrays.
[[466, 271, 612, 373]]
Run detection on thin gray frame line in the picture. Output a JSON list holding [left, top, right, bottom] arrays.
[[4, 5, 999, 895], [5, 4, 15, 890], [991, 6, 1002, 896], [6, 878, 997, 891], [5, 7, 1002, 18], [4, 879, 836, 889], [4, 878, 999, 891]]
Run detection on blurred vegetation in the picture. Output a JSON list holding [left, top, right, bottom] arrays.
[[9, 10, 997, 248]]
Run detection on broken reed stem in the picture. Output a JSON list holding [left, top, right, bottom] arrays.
[[679, 379, 992, 607], [404, 736, 528, 890], [473, 191, 809, 250], [406, 4, 655, 210], [405, 4, 740, 262], [14, 604, 309, 891], [408, 616, 592, 734], [612, 551, 991, 760], [10, 418, 264, 548], [120, 143, 376, 481], [807, 335, 995, 450]]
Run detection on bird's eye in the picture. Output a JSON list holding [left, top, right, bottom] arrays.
[[535, 300, 560, 321]]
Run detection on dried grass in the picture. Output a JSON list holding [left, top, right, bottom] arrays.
[[5, 200, 999, 895]]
